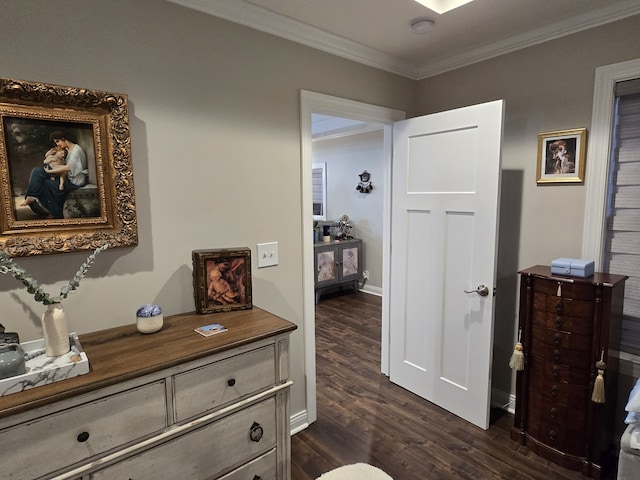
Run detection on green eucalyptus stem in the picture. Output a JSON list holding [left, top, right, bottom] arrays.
[[0, 244, 109, 305]]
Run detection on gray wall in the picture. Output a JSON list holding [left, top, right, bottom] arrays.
[[312, 130, 385, 292], [0, 0, 415, 419], [415, 15, 640, 397]]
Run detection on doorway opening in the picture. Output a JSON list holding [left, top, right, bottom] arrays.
[[300, 90, 405, 427]]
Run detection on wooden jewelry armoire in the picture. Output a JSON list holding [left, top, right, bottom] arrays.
[[511, 265, 627, 478]]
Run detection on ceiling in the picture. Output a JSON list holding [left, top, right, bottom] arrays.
[[166, 0, 640, 80]]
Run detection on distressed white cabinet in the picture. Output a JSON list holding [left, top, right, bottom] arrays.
[[0, 308, 296, 480]]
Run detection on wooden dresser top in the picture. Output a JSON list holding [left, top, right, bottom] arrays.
[[0, 307, 297, 419], [519, 265, 628, 286]]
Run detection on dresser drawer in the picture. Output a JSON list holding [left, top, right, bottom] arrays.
[[531, 338, 592, 368], [529, 357, 589, 405], [528, 420, 586, 457], [0, 381, 167, 480], [90, 396, 277, 480], [528, 355, 590, 386], [219, 448, 277, 480], [534, 310, 593, 336], [531, 326, 591, 353], [173, 345, 276, 422], [528, 393, 587, 430], [532, 280, 595, 301], [532, 292, 594, 317]]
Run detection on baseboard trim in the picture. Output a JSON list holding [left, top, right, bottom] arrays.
[[290, 409, 309, 435], [491, 387, 515, 415], [359, 284, 382, 296], [292, 388, 516, 438]]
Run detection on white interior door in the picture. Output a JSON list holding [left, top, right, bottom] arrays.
[[389, 100, 504, 429]]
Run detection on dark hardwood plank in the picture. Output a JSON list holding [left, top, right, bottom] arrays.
[[291, 290, 613, 480]]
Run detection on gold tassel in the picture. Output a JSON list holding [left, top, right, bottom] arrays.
[[591, 349, 606, 404], [509, 328, 525, 371]]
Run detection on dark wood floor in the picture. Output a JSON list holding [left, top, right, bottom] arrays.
[[291, 290, 612, 480]]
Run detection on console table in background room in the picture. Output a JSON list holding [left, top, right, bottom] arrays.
[[0, 307, 297, 480], [511, 265, 627, 479], [314, 238, 363, 303]]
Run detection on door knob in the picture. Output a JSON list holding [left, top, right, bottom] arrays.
[[464, 284, 490, 297]]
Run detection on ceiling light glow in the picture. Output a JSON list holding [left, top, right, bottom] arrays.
[[413, 0, 475, 14]]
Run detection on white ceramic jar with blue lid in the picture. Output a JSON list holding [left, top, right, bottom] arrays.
[[136, 304, 163, 334]]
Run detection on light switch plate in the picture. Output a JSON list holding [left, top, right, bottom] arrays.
[[257, 242, 278, 268]]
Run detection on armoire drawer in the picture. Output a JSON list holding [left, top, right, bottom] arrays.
[[90, 396, 277, 479], [528, 393, 587, 430], [532, 292, 594, 317], [173, 345, 276, 422], [0, 381, 167, 480], [534, 310, 593, 336], [528, 362, 589, 405], [531, 326, 591, 353], [530, 338, 592, 368], [531, 280, 595, 301], [527, 355, 590, 386], [528, 421, 586, 457]]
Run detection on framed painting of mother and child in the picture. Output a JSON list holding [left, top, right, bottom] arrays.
[[0, 77, 138, 256]]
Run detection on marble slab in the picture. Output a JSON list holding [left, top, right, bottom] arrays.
[[0, 333, 89, 397]]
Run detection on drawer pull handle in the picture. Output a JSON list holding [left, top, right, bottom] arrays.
[[551, 385, 558, 396], [77, 431, 90, 443], [550, 408, 557, 418], [227, 378, 236, 387], [555, 302, 563, 313], [553, 350, 560, 362], [552, 366, 559, 377], [549, 430, 557, 441], [250, 422, 264, 442], [555, 316, 562, 329], [553, 334, 562, 346]]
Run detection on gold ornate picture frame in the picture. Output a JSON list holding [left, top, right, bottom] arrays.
[[536, 128, 587, 184], [0, 77, 137, 256], [192, 248, 252, 314]]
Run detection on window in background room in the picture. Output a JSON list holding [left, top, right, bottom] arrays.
[[312, 163, 326, 221]]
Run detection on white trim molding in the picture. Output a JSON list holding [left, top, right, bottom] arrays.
[[166, 0, 640, 80], [582, 58, 640, 269]]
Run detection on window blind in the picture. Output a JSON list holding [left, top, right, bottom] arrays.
[[603, 79, 640, 355], [312, 165, 325, 218]]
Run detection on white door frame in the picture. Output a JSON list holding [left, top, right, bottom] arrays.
[[582, 58, 640, 266], [300, 90, 405, 425]]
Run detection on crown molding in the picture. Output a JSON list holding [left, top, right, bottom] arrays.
[[166, 0, 419, 78], [416, 2, 640, 79], [167, 0, 640, 81]]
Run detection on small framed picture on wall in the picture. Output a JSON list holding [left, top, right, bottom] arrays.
[[536, 128, 587, 184]]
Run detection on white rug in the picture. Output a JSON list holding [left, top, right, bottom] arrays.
[[316, 463, 393, 480]]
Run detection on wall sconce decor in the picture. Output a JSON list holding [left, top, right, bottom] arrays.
[[356, 170, 373, 194]]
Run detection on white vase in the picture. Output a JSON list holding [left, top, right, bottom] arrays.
[[42, 303, 70, 357]]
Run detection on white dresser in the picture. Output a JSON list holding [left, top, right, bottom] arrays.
[[0, 307, 296, 480]]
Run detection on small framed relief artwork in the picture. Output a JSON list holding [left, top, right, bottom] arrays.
[[536, 128, 587, 184], [192, 247, 252, 314]]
